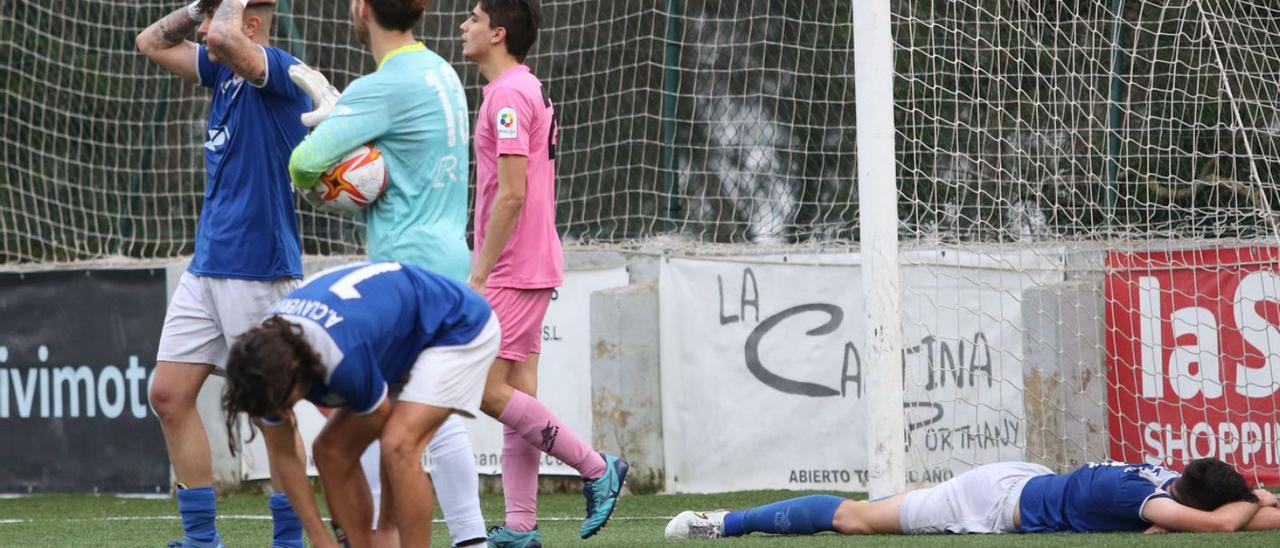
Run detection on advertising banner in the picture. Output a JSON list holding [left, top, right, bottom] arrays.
[[1106, 247, 1280, 485], [0, 269, 168, 492], [660, 252, 1059, 493]]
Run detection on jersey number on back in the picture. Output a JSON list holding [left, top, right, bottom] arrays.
[[302, 261, 404, 300], [543, 89, 558, 161]]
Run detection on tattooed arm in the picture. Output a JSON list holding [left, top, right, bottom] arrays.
[[135, 2, 213, 83], [205, 0, 269, 86]]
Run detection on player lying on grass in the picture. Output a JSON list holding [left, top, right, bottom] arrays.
[[220, 261, 626, 547], [666, 459, 1280, 539]]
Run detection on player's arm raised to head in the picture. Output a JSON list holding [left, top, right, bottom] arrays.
[[289, 80, 389, 190], [1141, 496, 1259, 533], [259, 411, 340, 548], [204, 0, 268, 85], [135, 2, 204, 83]]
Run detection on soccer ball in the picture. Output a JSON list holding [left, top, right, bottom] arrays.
[[311, 144, 387, 213]]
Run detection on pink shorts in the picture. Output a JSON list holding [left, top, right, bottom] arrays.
[[484, 287, 554, 363]]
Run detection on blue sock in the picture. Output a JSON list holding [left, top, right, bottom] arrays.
[[269, 492, 305, 548], [177, 486, 219, 544], [723, 495, 844, 537]]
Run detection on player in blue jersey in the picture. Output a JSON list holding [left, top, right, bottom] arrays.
[[223, 261, 633, 546], [665, 458, 1280, 539], [135, 1, 323, 547], [284, 1, 485, 546], [222, 262, 498, 548]]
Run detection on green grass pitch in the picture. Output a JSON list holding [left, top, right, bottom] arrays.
[[1, 490, 1277, 546]]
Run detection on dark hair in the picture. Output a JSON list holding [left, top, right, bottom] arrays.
[[221, 316, 323, 455], [366, 0, 426, 32], [479, 0, 542, 61], [1174, 458, 1258, 511]]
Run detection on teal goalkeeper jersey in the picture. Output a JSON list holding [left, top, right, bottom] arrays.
[[289, 43, 471, 281]]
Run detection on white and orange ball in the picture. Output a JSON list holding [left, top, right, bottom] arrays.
[[312, 144, 387, 213]]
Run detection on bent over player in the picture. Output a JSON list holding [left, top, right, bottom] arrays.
[[666, 459, 1280, 539], [286, 0, 486, 544], [135, 0, 317, 546], [225, 262, 498, 547], [223, 261, 633, 546]]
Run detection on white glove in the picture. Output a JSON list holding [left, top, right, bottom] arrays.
[[301, 184, 330, 211], [289, 64, 342, 127], [186, 1, 206, 21], [189, 0, 249, 21]]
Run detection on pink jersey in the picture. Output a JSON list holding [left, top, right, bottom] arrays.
[[473, 65, 563, 289]]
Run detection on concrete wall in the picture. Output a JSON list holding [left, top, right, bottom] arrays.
[[1021, 279, 1110, 472], [624, 253, 661, 284], [589, 283, 664, 494]]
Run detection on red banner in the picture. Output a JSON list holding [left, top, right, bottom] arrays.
[[1106, 247, 1280, 485]]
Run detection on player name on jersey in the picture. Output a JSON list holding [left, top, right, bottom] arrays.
[[273, 298, 346, 329]]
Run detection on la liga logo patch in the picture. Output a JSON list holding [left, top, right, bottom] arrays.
[[497, 107, 518, 139]]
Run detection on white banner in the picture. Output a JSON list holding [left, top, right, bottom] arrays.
[[659, 252, 1062, 493], [242, 264, 630, 480]]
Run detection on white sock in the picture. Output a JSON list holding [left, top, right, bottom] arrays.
[[363, 416, 485, 544], [359, 440, 383, 526], [429, 414, 487, 544]]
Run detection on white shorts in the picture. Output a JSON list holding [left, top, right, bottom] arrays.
[[396, 314, 500, 418], [156, 272, 299, 370], [899, 462, 1052, 534]]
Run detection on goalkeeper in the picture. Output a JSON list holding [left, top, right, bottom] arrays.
[[282, 0, 485, 546]]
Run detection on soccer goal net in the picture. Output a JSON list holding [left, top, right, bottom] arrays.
[[889, 0, 1280, 487]]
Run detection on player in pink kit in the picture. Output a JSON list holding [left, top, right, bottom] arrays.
[[461, 1, 627, 546]]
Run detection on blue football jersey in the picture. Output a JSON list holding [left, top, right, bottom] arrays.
[[1018, 462, 1178, 532], [193, 45, 309, 280], [271, 262, 492, 413]]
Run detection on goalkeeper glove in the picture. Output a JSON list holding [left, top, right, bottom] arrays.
[[300, 184, 329, 210], [191, 1, 264, 22], [289, 63, 342, 127]]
